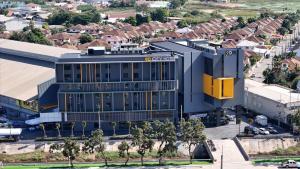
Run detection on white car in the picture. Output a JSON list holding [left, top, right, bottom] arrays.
[[259, 128, 270, 135], [281, 160, 300, 168]]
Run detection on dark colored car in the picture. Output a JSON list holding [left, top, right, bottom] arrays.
[[244, 126, 259, 135], [267, 126, 279, 134]]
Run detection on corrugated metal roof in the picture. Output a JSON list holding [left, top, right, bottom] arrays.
[[0, 39, 80, 62], [0, 58, 54, 101]]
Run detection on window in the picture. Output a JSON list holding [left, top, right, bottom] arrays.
[[133, 63, 139, 69], [123, 63, 129, 69], [134, 73, 139, 79], [64, 65, 71, 70], [123, 73, 129, 78]]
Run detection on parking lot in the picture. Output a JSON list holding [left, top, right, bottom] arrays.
[[204, 109, 292, 139]]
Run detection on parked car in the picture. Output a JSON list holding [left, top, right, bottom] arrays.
[[250, 73, 256, 78], [281, 160, 300, 168], [244, 126, 259, 135], [225, 115, 235, 121], [267, 126, 278, 134], [259, 128, 270, 135], [220, 117, 229, 125]]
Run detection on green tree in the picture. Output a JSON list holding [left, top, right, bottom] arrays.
[[282, 19, 291, 30], [77, 4, 96, 12], [263, 68, 276, 84], [118, 141, 130, 166], [82, 129, 108, 166], [153, 120, 177, 165], [81, 121, 87, 138], [136, 14, 151, 25], [131, 122, 154, 165], [48, 10, 72, 25], [177, 20, 188, 28], [124, 16, 137, 26], [293, 110, 300, 132], [0, 24, 6, 33], [248, 118, 254, 125], [39, 123, 47, 138], [79, 33, 93, 44], [42, 23, 49, 30], [291, 77, 300, 90], [49, 138, 80, 168], [179, 119, 206, 164], [191, 10, 200, 16], [170, 0, 181, 9], [151, 8, 169, 23], [112, 122, 117, 136], [247, 17, 256, 24], [56, 123, 61, 138], [278, 27, 288, 36]]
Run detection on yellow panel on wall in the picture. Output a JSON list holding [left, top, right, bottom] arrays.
[[223, 78, 234, 98], [203, 74, 213, 95], [213, 79, 222, 99]]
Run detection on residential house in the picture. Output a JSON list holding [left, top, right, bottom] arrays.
[[48, 32, 80, 46], [281, 58, 300, 72]]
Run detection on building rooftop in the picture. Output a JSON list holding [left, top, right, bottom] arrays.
[[245, 79, 300, 105], [0, 58, 55, 101], [151, 41, 199, 54], [0, 39, 80, 62]]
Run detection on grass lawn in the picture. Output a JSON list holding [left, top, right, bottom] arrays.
[[253, 157, 300, 164], [3, 161, 211, 169]]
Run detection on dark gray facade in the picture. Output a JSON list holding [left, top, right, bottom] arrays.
[[151, 41, 244, 116], [55, 52, 178, 122]]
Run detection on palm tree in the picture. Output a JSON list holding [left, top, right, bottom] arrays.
[[81, 121, 87, 138], [39, 123, 47, 138], [248, 118, 254, 125], [127, 121, 131, 135], [70, 122, 75, 137], [56, 123, 61, 138], [112, 122, 117, 136]]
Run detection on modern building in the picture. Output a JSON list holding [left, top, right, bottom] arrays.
[[150, 40, 244, 124], [55, 49, 178, 124], [0, 39, 244, 128]]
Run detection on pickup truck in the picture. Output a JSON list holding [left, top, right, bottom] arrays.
[[281, 160, 300, 168]]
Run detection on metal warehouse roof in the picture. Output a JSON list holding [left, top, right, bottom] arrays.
[[245, 79, 300, 105], [0, 58, 55, 101], [0, 39, 80, 62]]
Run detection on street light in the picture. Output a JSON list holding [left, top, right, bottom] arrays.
[[97, 104, 101, 129], [245, 87, 249, 115]]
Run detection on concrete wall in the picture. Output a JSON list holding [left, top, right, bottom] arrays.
[[245, 91, 289, 124], [240, 138, 299, 155]]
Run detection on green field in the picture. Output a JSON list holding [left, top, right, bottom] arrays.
[[3, 161, 211, 169], [183, 0, 300, 19], [239, 0, 300, 12]]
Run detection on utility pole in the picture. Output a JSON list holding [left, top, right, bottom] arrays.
[[180, 105, 183, 121], [221, 145, 223, 169]]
